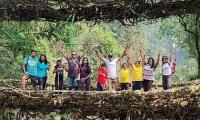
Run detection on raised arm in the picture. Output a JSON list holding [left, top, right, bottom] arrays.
[[60, 48, 69, 60], [127, 51, 134, 68], [119, 56, 124, 68], [99, 59, 103, 66], [95, 49, 104, 60], [155, 49, 161, 67], [168, 43, 176, 63], [140, 50, 146, 64], [168, 48, 175, 63], [80, 44, 92, 59], [119, 48, 127, 60]]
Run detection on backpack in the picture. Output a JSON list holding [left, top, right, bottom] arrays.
[[22, 56, 30, 73], [171, 58, 176, 74]]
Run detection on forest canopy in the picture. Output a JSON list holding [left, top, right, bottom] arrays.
[[0, 15, 199, 85]]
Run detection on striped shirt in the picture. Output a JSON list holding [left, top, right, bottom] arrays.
[[143, 64, 157, 81]]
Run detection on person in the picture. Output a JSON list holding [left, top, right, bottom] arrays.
[[95, 49, 127, 91], [119, 59, 131, 90], [21, 50, 39, 90], [162, 46, 175, 90], [53, 59, 65, 90], [37, 54, 49, 90], [127, 51, 143, 91], [141, 50, 161, 92], [97, 61, 108, 91], [80, 57, 92, 91], [61, 47, 91, 90]]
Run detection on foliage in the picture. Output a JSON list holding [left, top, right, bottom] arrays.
[[0, 22, 35, 78], [0, 17, 198, 84], [158, 15, 200, 78]]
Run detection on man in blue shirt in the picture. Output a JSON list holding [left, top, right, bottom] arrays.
[[21, 50, 39, 90]]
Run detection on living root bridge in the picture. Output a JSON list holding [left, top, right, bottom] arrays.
[[0, 80, 200, 119], [0, 0, 200, 22]]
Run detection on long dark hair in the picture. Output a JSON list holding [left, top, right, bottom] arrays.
[[147, 57, 155, 68], [39, 54, 48, 64], [81, 57, 89, 67]]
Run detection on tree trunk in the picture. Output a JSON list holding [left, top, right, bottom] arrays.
[[194, 14, 200, 78], [198, 51, 200, 78], [0, 108, 4, 120], [195, 33, 200, 78]]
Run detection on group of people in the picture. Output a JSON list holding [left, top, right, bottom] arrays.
[[95, 48, 176, 92], [21, 46, 176, 92]]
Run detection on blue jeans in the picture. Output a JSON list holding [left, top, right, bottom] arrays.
[[38, 76, 47, 90], [132, 81, 142, 90], [67, 77, 78, 90], [97, 82, 105, 91]]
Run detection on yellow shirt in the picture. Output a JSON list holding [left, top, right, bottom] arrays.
[[120, 68, 130, 83], [132, 65, 143, 81]]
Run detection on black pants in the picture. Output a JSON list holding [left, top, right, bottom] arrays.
[[162, 75, 172, 90], [55, 74, 63, 90], [97, 82, 105, 91], [142, 80, 153, 92], [132, 81, 142, 90], [120, 83, 129, 90], [38, 76, 47, 90]]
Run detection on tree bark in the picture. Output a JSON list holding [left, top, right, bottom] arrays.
[[180, 14, 200, 78], [195, 14, 200, 78], [195, 33, 200, 78]]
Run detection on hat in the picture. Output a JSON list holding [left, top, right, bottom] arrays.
[[56, 58, 62, 62]]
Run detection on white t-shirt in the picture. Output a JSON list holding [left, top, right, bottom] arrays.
[[162, 63, 172, 76], [103, 58, 119, 78]]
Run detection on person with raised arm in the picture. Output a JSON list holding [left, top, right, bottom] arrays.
[[127, 51, 143, 91], [61, 45, 91, 90], [119, 53, 131, 90], [141, 49, 161, 92], [97, 60, 108, 91], [162, 44, 176, 90], [95, 48, 127, 91]]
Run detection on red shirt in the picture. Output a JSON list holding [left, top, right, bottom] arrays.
[[98, 67, 108, 84]]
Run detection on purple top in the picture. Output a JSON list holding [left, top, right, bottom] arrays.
[[67, 57, 80, 79], [80, 65, 91, 80]]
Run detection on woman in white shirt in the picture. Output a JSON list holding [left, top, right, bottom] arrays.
[[162, 55, 172, 90], [95, 49, 127, 91], [162, 44, 176, 90]]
